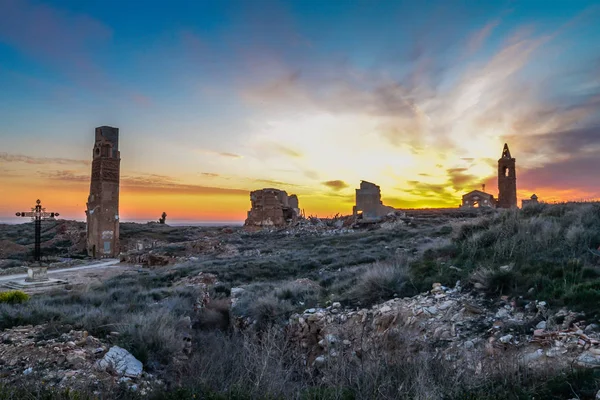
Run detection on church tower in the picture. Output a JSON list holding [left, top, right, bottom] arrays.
[[85, 126, 121, 258], [497, 143, 517, 208]]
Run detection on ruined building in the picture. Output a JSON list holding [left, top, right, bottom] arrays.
[[244, 188, 301, 227], [461, 190, 495, 208], [85, 126, 121, 258], [353, 180, 396, 219], [497, 143, 517, 209], [461, 143, 517, 209], [522, 194, 539, 208]]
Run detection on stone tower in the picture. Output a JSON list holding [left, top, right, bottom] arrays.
[[497, 143, 517, 209], [85, 126, 121, 258]]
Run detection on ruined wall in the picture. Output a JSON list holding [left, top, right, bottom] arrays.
[[353, 181, 396, 219], [522, 194, 539, 208], [497, 143, 517, 209], [244, 188, 300, 227], [461, 190, 495, 208], [86, 126, 120, 258]]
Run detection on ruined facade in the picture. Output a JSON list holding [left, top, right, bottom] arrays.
[[497, 143, 517, 209], [85, 126, 120, 258], [521, 194, 539, 208], [461, 190, 495, 208], [353, 181, 396, 220], [244, 188, 301, 227]]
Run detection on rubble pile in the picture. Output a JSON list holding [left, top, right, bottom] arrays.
[[285, 282, 600, 373], [0, 324, 156, 394]]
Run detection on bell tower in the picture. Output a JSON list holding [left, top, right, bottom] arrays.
[[85, 126, 121, 258], [497, 143, 517, 208]]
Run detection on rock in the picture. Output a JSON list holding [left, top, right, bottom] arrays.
[[536, 321, 547, 330], [230, 287, 245, 297], [586, 324, 600, 333], [379, 305, 392, 313], [305, 308, 316, 314], [521, 349, 544, 364], [332, 302, 341, 309], [424, 306, 438, 315], [499, 334, 513, 344], [499, 265, 512, 272], [596, 389, 600, 400], [464, 341, 475, 350], [314, 355, 326, 366], [23, 367, 33, 375], [576, 352, 600, 368], [97, 346, 143, 378], [495, 309, 509, 319]]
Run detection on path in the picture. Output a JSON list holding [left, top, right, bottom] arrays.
[[0, 259, 121, 283]]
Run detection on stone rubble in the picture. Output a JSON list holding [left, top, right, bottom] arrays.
[[0, 324, 157, 394], [284, 282, 600, 373]]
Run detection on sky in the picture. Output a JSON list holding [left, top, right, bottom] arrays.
[[1, 0, 599, 222]]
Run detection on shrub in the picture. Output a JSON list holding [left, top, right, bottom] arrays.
[[0, 290, 30, 304], [349, 261, 414, 306]]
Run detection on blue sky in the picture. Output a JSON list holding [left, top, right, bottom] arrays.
[[1, 0, 600, 221]]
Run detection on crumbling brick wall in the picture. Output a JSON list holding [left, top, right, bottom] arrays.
[[244, 188, 301, 227]]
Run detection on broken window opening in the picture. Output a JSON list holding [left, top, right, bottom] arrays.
[[503, 166, 509, 177]]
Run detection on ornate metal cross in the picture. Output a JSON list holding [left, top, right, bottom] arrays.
[[15, 199, 59, 262]]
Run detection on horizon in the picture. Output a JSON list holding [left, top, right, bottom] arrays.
[[1, 0, 600, 220]]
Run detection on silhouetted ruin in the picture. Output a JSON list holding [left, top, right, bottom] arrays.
[[353, 181, 396, 220]]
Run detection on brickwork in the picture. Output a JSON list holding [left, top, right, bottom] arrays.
[[497, 143, 517, 209], [85, 126, 120, 258], [244, 188, 301, 227]]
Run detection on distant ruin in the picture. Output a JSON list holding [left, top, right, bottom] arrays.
[[85, 126, 120, 258], [461, 143, 517, 209], [244, 188, 302, 227], [521, 194, 539, 208], [353, 181, 396, 220]]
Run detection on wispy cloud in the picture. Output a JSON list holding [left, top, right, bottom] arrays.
[[0, 153, 90, 166], [322, 180, 349, 191]]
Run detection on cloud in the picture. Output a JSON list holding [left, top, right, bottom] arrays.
[[0, 0, 111, 71], [272, 143, 302, 158], [36, 170, 249, 196], [40, 170, 89, 182], [0, 153, 90, 166], [201, 172, 220, 177], [197, 149, 243, 159], [467, 19, 500, 54], [219, 152, 243, 159], [322, 180, 349, 191], [254, 179, 297, 188]]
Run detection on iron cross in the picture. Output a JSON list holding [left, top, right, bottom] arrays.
[[15, 199, 60, 262]]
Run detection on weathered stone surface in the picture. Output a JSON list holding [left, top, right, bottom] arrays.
[[86, 126, 121, 258], [97, 346, 143, 378], [244, 188, 301, 227]]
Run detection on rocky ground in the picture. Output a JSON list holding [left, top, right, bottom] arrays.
[[2, 205, 600, 398]]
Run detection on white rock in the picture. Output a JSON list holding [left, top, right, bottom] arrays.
[[521, 349, 544, 364], [332, 302, 341, 309], [495, 309, 509, 319], [499, 265, 512, 271], [97, 346, 143, 378], [230, 287, 244, 297], [23, 367, 33, 375], [499, 334, 513, 344], [314, 355, 326, 366], [536, 321, 547, 330], [379, 305, 392, 313]]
